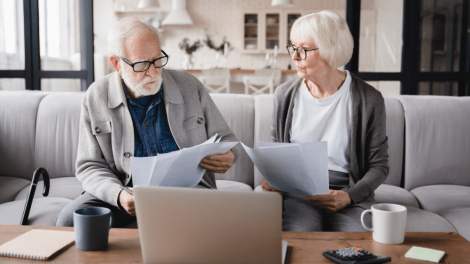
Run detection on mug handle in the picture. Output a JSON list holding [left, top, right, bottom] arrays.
[[108, 212, 114, 229], [361, 209, 373, 231]]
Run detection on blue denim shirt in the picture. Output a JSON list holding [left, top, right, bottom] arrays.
[[122, 81, 179, 158]]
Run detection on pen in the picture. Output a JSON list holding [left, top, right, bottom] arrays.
[[120, 186, 134, 195]]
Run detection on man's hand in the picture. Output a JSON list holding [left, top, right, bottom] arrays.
[[119, 188, 135, 216], [199, 150, 234, 173], [261, 178, 284, 194], [307, 190, 351, 213]]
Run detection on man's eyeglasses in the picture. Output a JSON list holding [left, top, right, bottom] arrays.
[[286, 45, 319, 60], [120, 50, 169, 72]]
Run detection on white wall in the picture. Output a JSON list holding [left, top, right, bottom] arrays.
[[93, 0, 403, 95], [94, 0, 346, 71]]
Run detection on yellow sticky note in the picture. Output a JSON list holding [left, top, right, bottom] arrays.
[[405, 246, 445, 263]]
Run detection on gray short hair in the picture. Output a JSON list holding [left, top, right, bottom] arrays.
[[108, 17, 162, 57], [290, 11, 353, 68]]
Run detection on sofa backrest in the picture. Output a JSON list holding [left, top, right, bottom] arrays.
[[30, 92, 256, 186], [399, 96, 470, 190], [35, 92, 84, 178], [253, 95, 274, 187], [210, 94, 255, 187], [252, 94, 405, 188], [17, 91, 255, 186], [383, 97, 405, 187], [0, 91, 49, 180]]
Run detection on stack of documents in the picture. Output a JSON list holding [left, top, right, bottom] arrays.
[[131, 134, 238, 188], [242, 141, 329, 196]]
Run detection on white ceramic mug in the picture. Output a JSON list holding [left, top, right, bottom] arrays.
[[361, 203, 407, 244]]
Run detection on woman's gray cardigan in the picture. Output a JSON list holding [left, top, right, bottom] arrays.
[[271, 74, 389, 209]]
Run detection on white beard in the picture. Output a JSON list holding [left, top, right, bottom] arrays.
[[121, 63, 162, 97]]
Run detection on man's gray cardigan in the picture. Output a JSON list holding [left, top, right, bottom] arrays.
[[271, 74, 389, 209], [76, 69, 241, 207]]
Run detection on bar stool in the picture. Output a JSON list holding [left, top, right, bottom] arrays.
[[243, 69, 282, 95], [199, 69, 231, 93]]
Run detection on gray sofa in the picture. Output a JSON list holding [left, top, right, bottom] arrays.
[[1, 90, 469, 241]]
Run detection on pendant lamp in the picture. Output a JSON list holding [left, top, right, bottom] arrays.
[[138, 0, 159, 9], [162, 0, 193, 25], [271, 0, 293, 7]]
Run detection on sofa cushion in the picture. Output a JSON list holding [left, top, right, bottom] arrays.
[[0, 91, 50, 179], [35, 92, 84, 178], [374, 184, 419, 208], [14, 177, 84, 201], [257, 184, 419, 207], [410, 185, 470, 214], [0, 176, 31, 204], [0, 197, 71, 226], [216, 180, 253, 192], [439, 207, 470, 242], [210, 94, 255, 187], [398, 96, 470, 190], [405, 206, 456, 232], [383, 97, 404, 187]]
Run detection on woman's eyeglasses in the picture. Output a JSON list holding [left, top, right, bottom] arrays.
[[286, 45, 319, 60]]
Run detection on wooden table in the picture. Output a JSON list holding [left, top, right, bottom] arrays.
[[1, 225, 468, 263]]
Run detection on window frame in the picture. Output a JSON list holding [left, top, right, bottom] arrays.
[[345, 0, 469, 96], [0, 0, 94, 91]]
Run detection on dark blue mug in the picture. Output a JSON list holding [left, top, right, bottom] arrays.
[[73, 207, 113, 251]]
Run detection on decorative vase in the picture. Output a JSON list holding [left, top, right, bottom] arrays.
[[183, 54, 193, 69], [214, 52, 220, 68]]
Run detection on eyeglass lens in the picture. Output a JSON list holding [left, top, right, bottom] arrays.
[[133, 56, 168, 72], [287, 46, 307, 60]]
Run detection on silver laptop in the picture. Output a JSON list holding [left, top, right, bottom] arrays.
[[134, 186, 282, 264]]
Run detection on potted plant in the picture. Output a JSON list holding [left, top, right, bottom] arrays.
[[178, 38, 202, 69], [204, 35, 232, 68]]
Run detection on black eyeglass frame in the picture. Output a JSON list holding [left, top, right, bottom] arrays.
[[120, 50, 169, 72], [286, 45, 319, 60]]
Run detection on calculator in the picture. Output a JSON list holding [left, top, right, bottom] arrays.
[[322, 247, 391, 264]]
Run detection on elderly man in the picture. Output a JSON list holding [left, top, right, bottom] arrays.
[[56, 17, 241, 227]]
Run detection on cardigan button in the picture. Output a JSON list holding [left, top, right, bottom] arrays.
[[95, 127, 101, 133], [197, 117, 204, 124], [124, 152, 131, 158]]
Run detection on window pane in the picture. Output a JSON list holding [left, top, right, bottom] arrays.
[[420, 0, 463, 72], [359, 0, 403, 72], [41, 78, 81, 92], [366, 81, 401, 96], [0, 0, 25, 70], [0, 78, 26, 90], [39, 0, 81, 71], [419, 81, 458, 95]]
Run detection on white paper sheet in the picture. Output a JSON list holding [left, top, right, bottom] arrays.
[[242, 141, 329, 196], [131, 134, 238, 188], [130, 156, 158, 186], [282, 240, 288, 264]]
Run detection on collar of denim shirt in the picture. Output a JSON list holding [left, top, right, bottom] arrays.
[[121, 79, 163, 109]]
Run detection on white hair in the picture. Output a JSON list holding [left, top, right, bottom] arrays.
[[108, 17, 162, 58], [290, 11, 354, 68]]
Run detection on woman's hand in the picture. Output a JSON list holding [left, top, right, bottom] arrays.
[[261, 178, 284, 194], [307, 190, 351, 213]]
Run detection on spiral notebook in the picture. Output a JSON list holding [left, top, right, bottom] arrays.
[[0, 229, 75, 261]]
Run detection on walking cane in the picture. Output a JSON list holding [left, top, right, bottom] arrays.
[[20, 168, 50, 225]]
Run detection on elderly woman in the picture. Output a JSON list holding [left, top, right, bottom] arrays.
[[262, 11, 389, 231]]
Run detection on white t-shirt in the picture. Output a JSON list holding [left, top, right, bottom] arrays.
[[290, 71, 352, 173]]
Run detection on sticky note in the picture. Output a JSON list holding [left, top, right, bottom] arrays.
[[405, 246, 445, 263]]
